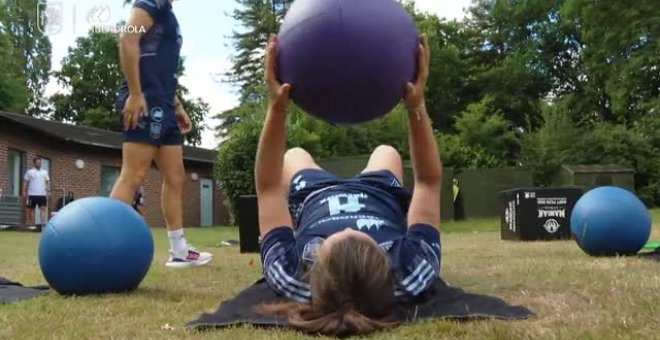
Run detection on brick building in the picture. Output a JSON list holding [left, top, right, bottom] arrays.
[[0, 111, 229, 228]]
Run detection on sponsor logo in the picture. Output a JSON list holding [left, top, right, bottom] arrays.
[[538, 209, 566, 218], [543, 219, 560, 233]]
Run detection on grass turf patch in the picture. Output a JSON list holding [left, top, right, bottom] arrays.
[[1, 209, 659, 339]]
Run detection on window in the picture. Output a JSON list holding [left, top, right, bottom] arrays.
[[100, 166, 120, 197], [38, 157, 51, 174], [7, 149, 23, 196]]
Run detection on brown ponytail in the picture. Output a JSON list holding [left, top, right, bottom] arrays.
[[259, 302, 398, 337], [257, 236, 399, 337]]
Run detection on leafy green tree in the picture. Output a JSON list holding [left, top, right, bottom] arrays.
[[50, 31, 124, 129], [1, 0, 52, 115], [407, 8, 482, 132], [437, 96, 521, 169], [214, 1, 293, 138], [0, 10, 29, 112], [225, 0, 293, 103], [563, 0, 659, 125], [520, 99, 584, 185], [465, 0, 576, 129]]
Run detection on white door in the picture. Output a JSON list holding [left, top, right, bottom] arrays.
[[200, 178, 213, 227]]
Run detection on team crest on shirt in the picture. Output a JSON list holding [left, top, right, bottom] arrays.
[[150, 107, 164, 122]]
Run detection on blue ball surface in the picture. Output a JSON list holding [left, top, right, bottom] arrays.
[[570, 186, 651, 256], [38, 197, 154, 295]]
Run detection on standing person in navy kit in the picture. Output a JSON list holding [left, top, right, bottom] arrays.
[[255, 34, 442, 336], [110, 0, 212, 268]]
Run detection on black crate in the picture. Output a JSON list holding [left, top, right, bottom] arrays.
[[499, 187, 583, 241], [237, 195, 260, 253]]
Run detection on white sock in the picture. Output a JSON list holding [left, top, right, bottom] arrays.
[[168, 229, 188, 255]]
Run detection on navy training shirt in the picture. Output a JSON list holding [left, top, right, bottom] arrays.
[[117, 0, 181, 106], [259, 182, 442, 304]]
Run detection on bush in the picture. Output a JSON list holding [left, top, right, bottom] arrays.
[[214, 103, 265, 223], [631, 113, 660, 206], [520, 100, 582, 185], [580, 121, 659, 206], [522, 100, 660, 206], [438, 96, 521, 169]]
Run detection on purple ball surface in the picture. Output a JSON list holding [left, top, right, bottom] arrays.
[[277, 0, 419, 124]]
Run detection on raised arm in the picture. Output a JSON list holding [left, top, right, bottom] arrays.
[[404, 35, 442, 229], [255, 35, 293, 236]]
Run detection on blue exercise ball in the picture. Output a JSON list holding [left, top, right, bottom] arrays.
[[277, 0, 419, 124], [571, 186, 651, 256], [38, 197, 154, 295]]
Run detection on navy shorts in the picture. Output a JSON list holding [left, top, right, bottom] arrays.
[[27, 195, 47, 209], [116, 96, 182, 146], [288, 168, 412, 220]]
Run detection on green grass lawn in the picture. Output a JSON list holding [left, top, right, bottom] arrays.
[[1, 210, 659, 339]]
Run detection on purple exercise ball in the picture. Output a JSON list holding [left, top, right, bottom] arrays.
[[276, 0, 419, 124]]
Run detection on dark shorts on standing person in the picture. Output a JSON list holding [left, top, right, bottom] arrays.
[[115, 96, 183, 147], [27, 195, 47, 209]]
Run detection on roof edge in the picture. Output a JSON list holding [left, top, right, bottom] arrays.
[[0, 112, 217, 164]]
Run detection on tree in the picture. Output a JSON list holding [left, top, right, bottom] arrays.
[[225, 0, 293, 103], [463, 0, 579, 130], [50, 28, 210, 146], [406, 6, 483, 132], [0, 20, 29, 112], [214, 1, 293, 138], [1, 0, 52, 116], [50, 31, 124, 129], [563, 0, 659, 125]]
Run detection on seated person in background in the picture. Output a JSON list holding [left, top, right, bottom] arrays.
[[55, 191, 75, 211], [133, 186, 145, 216], [255, 34, 442, 337]]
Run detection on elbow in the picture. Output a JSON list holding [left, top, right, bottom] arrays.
[[415, 169, 442, 187], [254, 172, 277, 194]]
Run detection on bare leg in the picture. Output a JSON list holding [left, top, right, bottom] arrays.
[[154, 144, 213, 267], [282, 147, 322, 188], [39, 205, 48, 224], [110, 142, 158, 204], [361, 144, 404, 184], [26, 207, 34, 226], [154, 145, 186, 232]]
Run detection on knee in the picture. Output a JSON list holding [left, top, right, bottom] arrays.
[[119, 168, 149, 188], [373, 145, 401, 161], [162, 168, 186, 188], [284, 147, 311, 160]]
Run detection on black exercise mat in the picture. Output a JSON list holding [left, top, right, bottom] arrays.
[[638, 248, 660, 261], [187, 278, 535, 335], [0, 276, 50, 304]]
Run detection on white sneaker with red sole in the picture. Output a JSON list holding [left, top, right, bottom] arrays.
[[165, 246, 213, 268]]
